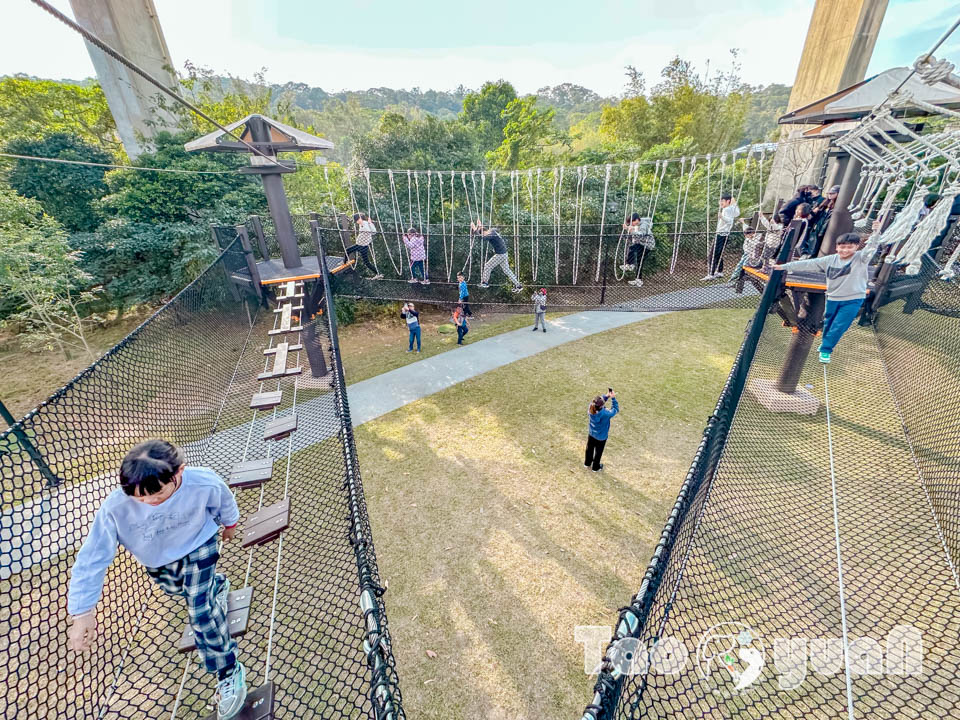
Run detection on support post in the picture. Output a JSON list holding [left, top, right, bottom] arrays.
[[236, 225, 263, 303], [0, 401, 61, 487], [822, 156, 862, 255], [248, 215, 270, 260], [248, 117, 301, 270], [776, 292, 826, 393], [303, 219, 330, 378]]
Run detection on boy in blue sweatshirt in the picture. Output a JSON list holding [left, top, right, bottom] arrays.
[[775, 231, 886, 363], [67, 439, 247, 720], [457, 272, 472, 317], [585, 391, 619, 472]]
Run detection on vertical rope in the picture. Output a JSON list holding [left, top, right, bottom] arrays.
[[324, 166, 349, 257], [705, 154, 712, 270], [671, 157, 696, 274], [595, 163, 612, 282]]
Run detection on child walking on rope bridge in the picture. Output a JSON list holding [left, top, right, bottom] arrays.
[[532, 288, 547, 332], [402, 227, 430, 284], [705, 193, 740, 280], [585, 390, 619, 472], [401, 302, 421, 352], [471, 221, 522, 293], [67, 439, 247, 720], [775, 231, 889, 364], [621, 214, 655, 287], [457, 272, 472, 317], [347, 213, 383, 279]]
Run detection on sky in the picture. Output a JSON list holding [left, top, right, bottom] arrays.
[[2, 0, 959, 96]]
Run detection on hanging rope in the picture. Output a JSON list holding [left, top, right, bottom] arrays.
[[553, 166, 565, 283], [571, 166, 586, 284], [362, 168, 389, 275], [614, 162, 641, 282], [671, 157, 696, 274], [704, 154, 712, 271], [595, 164, 612, 282], [533, 168, 542, 281], [461, 172, 476, 280], [324, 166, 350, 257], [387, 170, 409, 276]]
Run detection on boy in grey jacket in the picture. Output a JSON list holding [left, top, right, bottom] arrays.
[[775, 232, 887, 363]]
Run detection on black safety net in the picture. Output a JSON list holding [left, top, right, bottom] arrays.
[[0, 238, 403, 719], [582, 244, 960, 718]]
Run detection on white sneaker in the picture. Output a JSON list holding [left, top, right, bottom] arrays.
[[407, 278, 417, 284], [701, 274, 715, 281], [478, 283, 490, 289], [511, 286, 523, 293], [712, 272, 725, 280], [620, 264, 636, 271], [371, 273, 384, 280], [628, 278, 643, 287], [216, 663, 247, 720], [421, 279, 430, 285]]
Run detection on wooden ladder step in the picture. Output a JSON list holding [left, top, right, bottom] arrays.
[[241, 498, 290, 547], [257, 343, 302, 380], [250, 391, 282, 411], [228, 458, 275, 489], [263, 414, 297, 441], [201, 682, 275, 720], [267, 303, 303, 336], [264, 343, 302, 355], [178, 587, 253, 652]]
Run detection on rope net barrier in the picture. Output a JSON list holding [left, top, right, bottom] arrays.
[[581, 230, 960, 719], [0, 237, 403, 719]]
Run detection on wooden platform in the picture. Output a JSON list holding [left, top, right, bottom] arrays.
[[743, 265, 878, 294], [230, 256, 346, 286]]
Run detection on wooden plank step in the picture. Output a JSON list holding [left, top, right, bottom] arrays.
[[273, 304, 304, 313], [263, 414, 297, 441], [256, 343, 303, 380], [228, 458, 275, 489], [177, 587, 253, 652], [250, 391, 282, 411], [201, 682, 275, 720], [241, 499, 290, 548], [264, 343, 302, 355]]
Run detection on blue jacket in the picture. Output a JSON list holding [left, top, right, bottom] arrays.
[[588, 395, 619, 441], [459, 280, 469, 299]]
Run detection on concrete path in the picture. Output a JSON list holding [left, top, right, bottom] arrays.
[[1, 310, 662, 578], [347, 310, 660, 425]]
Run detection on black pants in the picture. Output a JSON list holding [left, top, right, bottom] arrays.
[[460, 298, 472, 317], [626, 244, 646, 278], [710, 234, 729, 275], [584, 435, 606, 470], [345, 244, 377, 273]]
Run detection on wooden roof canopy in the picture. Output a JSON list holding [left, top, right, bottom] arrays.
[[184, 113, 334, 154], [778, 66, 960, 132]]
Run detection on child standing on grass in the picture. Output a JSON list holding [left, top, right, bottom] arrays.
[[454, 305, 470, 345], [402, 227, 429, 285], [457, 272, 472, 317], [67, 439, 247, 720], [401, 302, 421, 353], [775, 231, 888, 363], [585, 390, 619, 472], [531, 288, 547, 332]]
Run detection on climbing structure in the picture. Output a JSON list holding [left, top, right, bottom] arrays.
[[0, 238, 403, 719]]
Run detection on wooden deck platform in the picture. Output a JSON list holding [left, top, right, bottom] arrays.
[[230, 256, 346, 286]]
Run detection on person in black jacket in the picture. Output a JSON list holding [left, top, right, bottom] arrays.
[[472, 221, 522, 293], [778, 186, 814, 226]]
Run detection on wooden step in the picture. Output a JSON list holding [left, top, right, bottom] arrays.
[[250, 390, 282, 411], [228, 458, 275, 489], [263, 414, 297, 441], [241, 498, 290, 547]]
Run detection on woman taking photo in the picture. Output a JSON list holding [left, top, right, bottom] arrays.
[[585, 390, 618, 472]]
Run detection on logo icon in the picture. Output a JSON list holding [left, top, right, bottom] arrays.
[[696, 622, 765, 698]]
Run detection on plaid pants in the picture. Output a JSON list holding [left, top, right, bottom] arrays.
[[146, 532, 237, 675]]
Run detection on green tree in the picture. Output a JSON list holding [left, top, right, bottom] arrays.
[[0, 76, 120, 155], [351, 113, 483, 171], [100, 131, 266, 224], [0, 188, 99, 360], [488, 97, 563, 169], [460, 80, 518, 152], [5, 133, 112, 231]]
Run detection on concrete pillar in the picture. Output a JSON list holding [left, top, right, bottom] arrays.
[[765, 0, 888, 207], [69, 0, 180, 158]]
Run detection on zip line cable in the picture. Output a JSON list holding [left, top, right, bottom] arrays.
[[0, 151, 236, 175]]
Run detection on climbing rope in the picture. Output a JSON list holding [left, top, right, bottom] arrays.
[[595, 164, 612, 282], [324, 166, 350, 258], [671, 157, 696, 274]]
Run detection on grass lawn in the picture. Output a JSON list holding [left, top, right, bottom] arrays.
[[337, 307, 568, 384], [352, 308, 752, 720], [0, 307, 156, 421]]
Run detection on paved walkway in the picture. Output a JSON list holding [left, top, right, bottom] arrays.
[[2, 310, 662, 578]]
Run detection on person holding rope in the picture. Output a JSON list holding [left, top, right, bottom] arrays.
[[402, 227, 430, 285], [471, 220, 523, 293], [66, 439, 248, 720], [705, 192, 740, 280], [621, 213, 655, 288], [346, 213, 383, 279], [585, 390, 619, 472]]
